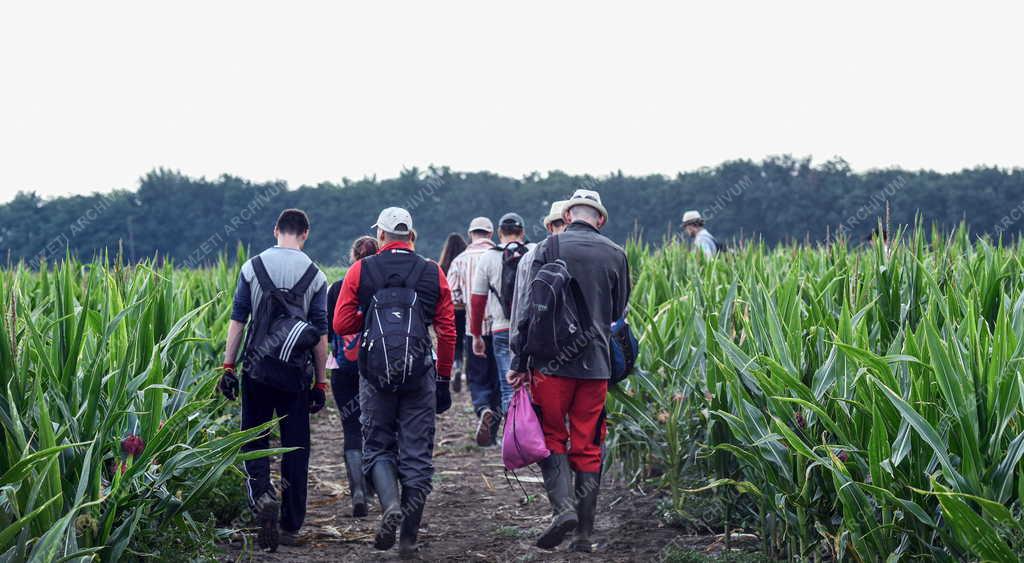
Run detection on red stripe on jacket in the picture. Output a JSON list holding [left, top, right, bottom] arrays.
[[332, 241, 456, 379], [469, 294, 488, 337]]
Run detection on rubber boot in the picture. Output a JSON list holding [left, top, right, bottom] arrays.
[[570, 471, 600, 552], [344, 449, 369, 518], [398, 488, 427, 559], [536, 453, 578, 549], [370, 462, 403, 551]]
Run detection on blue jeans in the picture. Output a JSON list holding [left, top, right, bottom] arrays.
[[466, 335, 500, 416], [491, 330, 515, 413]]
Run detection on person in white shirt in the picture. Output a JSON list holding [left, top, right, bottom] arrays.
[[682, 210, 718, 258], [447, 217, 503, 446], [469, 212, 534, 415]]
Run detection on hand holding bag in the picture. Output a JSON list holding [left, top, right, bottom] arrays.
[[502, 386, 551, 470]]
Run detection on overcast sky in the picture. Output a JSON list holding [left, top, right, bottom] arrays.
[[1, 1, 1021, 201]]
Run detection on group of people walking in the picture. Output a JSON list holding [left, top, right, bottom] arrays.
[[218, 191, 717, 557]]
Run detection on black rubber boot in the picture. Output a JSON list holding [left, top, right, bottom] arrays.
[[398, 488, 427, 559], [344, 450, 369, 518], [370, 462, 403, 551], [536, 454, 578, 549], [570, 471, 600, 552]]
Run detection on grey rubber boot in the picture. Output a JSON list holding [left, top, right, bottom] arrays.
[[536, 453, 578, 549], [370, 462, 403, 551], [344, 449, 369, 517], [398, 488, 427, 559], [570, 471, 600, 552]]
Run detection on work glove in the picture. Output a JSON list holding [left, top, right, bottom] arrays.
[[219, 364, 239, 401], [309, 382, 327, 414], [436, 379, 452, 414]]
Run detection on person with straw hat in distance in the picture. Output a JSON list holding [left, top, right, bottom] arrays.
[[507, 190, 631, 552], [508, 200, 568, 345], [332, 207, 456, 557], [682, 210, 719, 258]]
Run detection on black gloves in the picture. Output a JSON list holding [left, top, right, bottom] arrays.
[[310, 383, 327, 414], [219, 365, 239, 401], [436, 379, 452, 414]]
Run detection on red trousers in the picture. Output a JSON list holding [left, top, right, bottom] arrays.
[[530, 372, 608, 472]]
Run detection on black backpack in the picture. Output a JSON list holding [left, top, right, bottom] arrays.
[[358, 257, 434, 391], [242, 256, 321, 392], [490, 241, 530, 318], [522, 235, 595, 371]]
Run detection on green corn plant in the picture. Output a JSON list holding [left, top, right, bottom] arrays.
[[0, 258, 285, 561], [608, 225, 1024, 561]]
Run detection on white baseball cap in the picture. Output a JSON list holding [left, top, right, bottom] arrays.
[[372, 207, 413, 234], [564, 189, 608, 219], [682, 210, 704, 225], [543, 200, 568, 227], [468, 216, 494, 233]]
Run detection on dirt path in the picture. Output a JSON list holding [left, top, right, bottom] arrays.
[[226, 388, 702, 562]]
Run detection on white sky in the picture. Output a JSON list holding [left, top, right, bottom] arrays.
[[1, 1, 1021, 201]]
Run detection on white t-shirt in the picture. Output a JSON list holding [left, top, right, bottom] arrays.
[[471, 241, 535, 333]]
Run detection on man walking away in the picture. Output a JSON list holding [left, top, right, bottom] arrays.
[[219, 208, 330, 552], [333, 207, 456, 557], [682, 210, 718, 258], [508, 190, 630, 552], [447, 217, 503, 446], [470, 212, 533, 414]]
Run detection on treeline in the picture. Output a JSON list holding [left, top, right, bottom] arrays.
[[2, 156, 1023, 266]]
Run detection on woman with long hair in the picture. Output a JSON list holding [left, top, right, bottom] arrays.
[[326, 235, 379, 517], [438, 232, 468, 391]]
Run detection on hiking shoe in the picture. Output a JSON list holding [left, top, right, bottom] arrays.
[[279, 528, 304, 546], [475, 408, 498, 446], [255, 497, 280, 552]]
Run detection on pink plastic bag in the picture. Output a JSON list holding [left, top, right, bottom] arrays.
[[502, 386, 551, 470]]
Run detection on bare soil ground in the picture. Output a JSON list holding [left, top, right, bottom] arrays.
[[223, 388, 740, 562]]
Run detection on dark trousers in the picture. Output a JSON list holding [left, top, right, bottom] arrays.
[[466, 334, 500, 416], [360, 373, 437, 495], [454, 309, 467, 372], [241, 376, 310, 532], [330, 367, 362, 451]]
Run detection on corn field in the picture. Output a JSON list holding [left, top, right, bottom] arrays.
[[0, 254, 290, 561], [7, 228, 1024, 561], [609, 226, 1024, 561]]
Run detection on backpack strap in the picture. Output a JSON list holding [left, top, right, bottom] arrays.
[[403, 258, 429, 289], [291, 263, 320, 295], [362, 256, 385, 291], [251, 256, 277, 292], [542, 234, 560, 263]]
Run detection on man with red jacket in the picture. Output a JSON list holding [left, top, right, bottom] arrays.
[[333, 207, 456, 557]]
